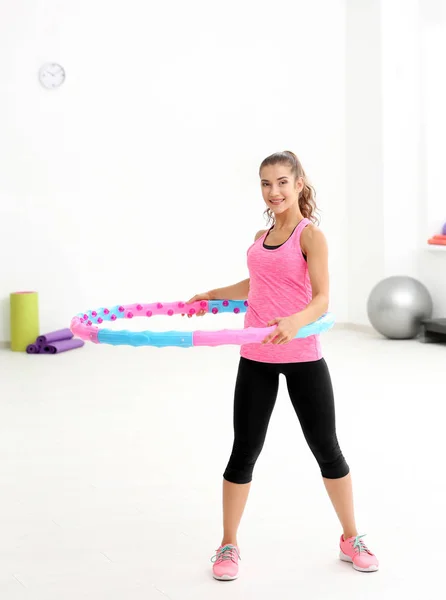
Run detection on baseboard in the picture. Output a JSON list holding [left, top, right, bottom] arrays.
[[333, 322, 374, 334]]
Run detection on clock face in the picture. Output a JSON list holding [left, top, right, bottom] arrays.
[[39, 63, 66, 89]]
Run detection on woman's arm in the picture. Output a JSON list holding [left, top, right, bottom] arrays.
[[292, 225, 330, 328], [209, 278, 250, 300]]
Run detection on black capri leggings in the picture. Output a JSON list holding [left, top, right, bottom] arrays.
[[223, 357, 350, 484]]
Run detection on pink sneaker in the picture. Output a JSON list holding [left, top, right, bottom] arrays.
[[339, 534, 379, 572], [211, 544, 240, 580]]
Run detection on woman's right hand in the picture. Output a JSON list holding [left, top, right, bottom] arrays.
[[182, 292, 212, 317]]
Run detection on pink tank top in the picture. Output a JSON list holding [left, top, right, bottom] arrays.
[[240, 217, 322, 364]]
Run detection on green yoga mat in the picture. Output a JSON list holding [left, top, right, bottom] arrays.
[[10, 291, 40, 352]]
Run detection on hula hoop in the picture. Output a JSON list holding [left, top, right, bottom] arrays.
[[70, 300, 335, 348]]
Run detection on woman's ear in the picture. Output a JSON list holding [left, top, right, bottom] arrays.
[[295, 176, 304, 194]]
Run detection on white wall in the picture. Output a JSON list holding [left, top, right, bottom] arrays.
[[419, 1, 446, 317], [346, 0, 384, 325], [0, 0, 348, 342], [346, 0, 446, 325], [381, 0, 446, 319], [381, 0, 422, 277]]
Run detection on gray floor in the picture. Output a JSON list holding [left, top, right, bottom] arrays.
[[1, 328, 445, 599]]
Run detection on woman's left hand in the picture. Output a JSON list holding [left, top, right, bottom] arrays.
[[262, 315, 302, 345]]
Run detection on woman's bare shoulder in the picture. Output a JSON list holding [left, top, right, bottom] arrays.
[[254, 229, 267, 241]]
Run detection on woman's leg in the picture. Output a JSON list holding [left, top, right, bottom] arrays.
[[221, 357, 280, 546], [221, 480, 251, 546], [284, 359, 357, 539], [322, 473, 358, 540]]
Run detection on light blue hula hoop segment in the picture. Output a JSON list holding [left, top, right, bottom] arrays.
[[70, 299, 335, 348]]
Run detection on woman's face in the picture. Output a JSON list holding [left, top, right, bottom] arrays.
[[260, 164, 303, 217]]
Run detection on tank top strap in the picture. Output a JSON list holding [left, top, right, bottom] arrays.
[[290, 217, 311, 250], [296, 217, 311, 234]]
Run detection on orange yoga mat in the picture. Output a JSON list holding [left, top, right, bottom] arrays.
[[428, 235, 446, 245]]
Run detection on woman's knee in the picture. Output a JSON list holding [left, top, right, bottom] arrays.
[[223, 441, 263, 484], [309, 438, 350, 479]]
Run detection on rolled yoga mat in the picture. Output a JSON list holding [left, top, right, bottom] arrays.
[[37, 328, 73, 345], [26, 343, 42, 354], [10, 291, 40, 352], [42, 338, 85, 354]]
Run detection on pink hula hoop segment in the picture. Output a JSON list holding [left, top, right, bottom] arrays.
[[70, 300, 335, 348]]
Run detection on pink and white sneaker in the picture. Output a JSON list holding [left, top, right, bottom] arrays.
[[339, 534, 379, 572], [211, 544, 241, 580]]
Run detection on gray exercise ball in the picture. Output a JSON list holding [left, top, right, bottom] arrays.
[[367, 276, 433, 339]]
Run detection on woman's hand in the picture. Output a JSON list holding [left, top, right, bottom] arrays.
[[262, 315, 303, 344], [182, 292, 212, 318]]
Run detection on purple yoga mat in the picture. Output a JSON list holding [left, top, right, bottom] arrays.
[[37, 328, 73, 345], [26, 343, 42, 354], [42, 338, 85, 354]]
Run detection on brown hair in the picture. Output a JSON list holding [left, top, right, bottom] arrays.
[[259, 150, 320, 226]]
